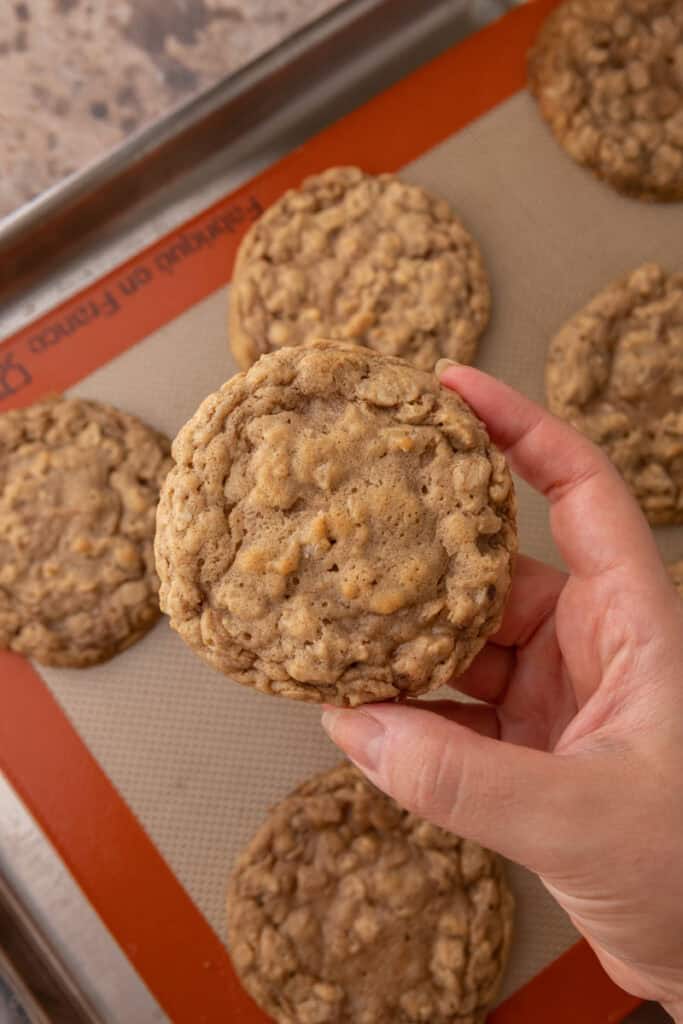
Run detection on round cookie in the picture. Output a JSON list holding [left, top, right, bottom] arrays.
[[227, 762, 514, 1024], [546, 263, 683, 524], [528, 0, 683, 201], [156, 341, 516, 705], [228, 166, 491, 372], [0, 396, 171, 667], [668, 558, 683, 594]]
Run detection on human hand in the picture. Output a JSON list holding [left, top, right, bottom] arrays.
[[321, 364, 683, 1021]]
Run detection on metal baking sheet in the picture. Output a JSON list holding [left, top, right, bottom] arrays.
[[0, 870, 101, 1024], [0, 0, 508, 299]]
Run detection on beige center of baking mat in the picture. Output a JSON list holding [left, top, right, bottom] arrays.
[[35, 89, 683, 1004]]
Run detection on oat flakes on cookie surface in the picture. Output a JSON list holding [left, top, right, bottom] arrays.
[[546, 263, 683, 523], [0, 396, 171, 667], [155, 341, 516, 705], [228, 166, 491, 371], [528, 0, 683, 200], [227, 762, 514, 1024]]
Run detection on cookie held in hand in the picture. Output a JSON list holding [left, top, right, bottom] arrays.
[[156, 341, 516, 705]]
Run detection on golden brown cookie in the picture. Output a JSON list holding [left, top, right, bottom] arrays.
[[228, 166, 491, 372], [546, 263, 683, 524], [528, 0, 683, 201], [227, 762, 514, 1024], [0, 396, 171, 667], [155, 341, 516, 705], [668, 558, 683, 594]]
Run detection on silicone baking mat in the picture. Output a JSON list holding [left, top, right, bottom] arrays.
[[3, 1, 681, 1020]]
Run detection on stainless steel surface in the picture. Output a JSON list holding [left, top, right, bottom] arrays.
[[0, 0, 346, 224], [1, 952, 46, 1024], [0, 0, 508, 296], [0, 868, 102, 1023], [0, 0, 360, 266], [0, 0, 507, 333]]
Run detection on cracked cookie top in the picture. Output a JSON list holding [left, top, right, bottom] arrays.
[[155, 341, 516, 705]]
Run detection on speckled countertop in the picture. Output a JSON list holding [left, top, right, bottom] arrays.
[[0, 0, 344, 220]]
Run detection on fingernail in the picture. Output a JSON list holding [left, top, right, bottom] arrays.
[[321, 709, 386, 773], [434, 358, 460, 380]]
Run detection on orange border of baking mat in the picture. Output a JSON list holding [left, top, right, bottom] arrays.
[[0, 1, 644, 1020]]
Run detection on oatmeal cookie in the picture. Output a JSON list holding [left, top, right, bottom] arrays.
[[546, 263, 683, 524], [155, 341, 516, 705], [0, 396, 171, 667], [228, 166, 491, 371], [227, 762, 514, 1024], [0, 0, 340, 219], [528, 0, 683, 200]]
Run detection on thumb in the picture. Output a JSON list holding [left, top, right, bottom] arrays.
[[321, 703, 593, 875]]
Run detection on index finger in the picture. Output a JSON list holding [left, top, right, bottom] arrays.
[[438, 363, 664, 581]]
